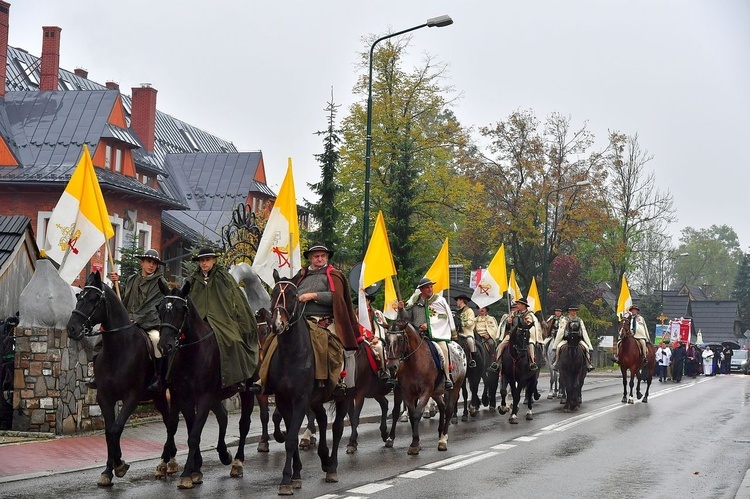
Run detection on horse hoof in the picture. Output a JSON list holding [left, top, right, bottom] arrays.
[[257, 441, 270, 453], [191, 471, 203, 484], [526, 412, 533, 421], [498, 406, 508, 415], [461, 415, 469, 422], [291, 478, 303, 489], [385, 438, 393, 448], [407, 445, 421, 455], [438, 441, 448, 451], [423, 411, 432, 419], [564, 407, 571, 413], [274, 430, 287, 443], [621, 397, 627, 403], [642, 397, 648, 403], [167, 458, 179, 475], [299, 437, 311, 450], [533, 392, 541, 401], [97, 474, 113, 487], [451, 416, 458, 424], [114, 461, 130, 478], [481, 394, 489, 406], [346, 444, 357, 454], [547, 393, 554, 399], [326, 472, 338, 483], [155, 461, 167, 479], [230, 459, 244, 478], [637, 393, 643, 400], [509, 416, 518, 424], [560, 398, 566, 405], [489, 405, 496, 411], [278, 484, 294, 495], [178, 477, 194, 489], [399, 413, 409, 422], [628, 398, 634, 405]]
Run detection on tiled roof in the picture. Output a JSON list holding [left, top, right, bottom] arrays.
[[0, 215, 32, 271], [163, 209, 230, 244], [690, 301, 740, 344]]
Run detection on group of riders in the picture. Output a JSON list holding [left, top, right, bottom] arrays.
[[88, 241, 651, 398]]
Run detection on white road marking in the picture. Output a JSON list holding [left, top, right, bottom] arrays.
[[347, 483, 393, 494], [514, 436, 537, 442], [439, 451, 498, 470], [398, 469, 435, 479], [421, 450, 486, 469], [491, 443, 517, 450]]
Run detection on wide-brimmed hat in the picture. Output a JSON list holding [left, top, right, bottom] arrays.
[[192, 247, 219, 261], [568, 305, 579, 311], [455, 294, 472, 303], [417, 277, 436, 288], [629, 305, 640, 312], [554, 307, 563, 312], [515, 298, 530, 308], [137, 248, 164, 265], [303, 242, 334, 259]]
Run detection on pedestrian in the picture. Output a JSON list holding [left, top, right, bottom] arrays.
[[702, 346, 714, 376], [672, 341, 686, 382], [455, 295, 477, 368], [656, 341, 671, 382], [721, 345, 733, 374]]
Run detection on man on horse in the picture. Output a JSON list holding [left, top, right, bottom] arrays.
[[398, 277, 456, 389], [474, 306, 498, 357], [493, 298, 539, 371], [294, 242, 360, 395], [188, 247, 259, 392], [546, 308, 564, 340], [613, 304, 650, 366], [455, 295, 477, 368], [107, 248, 168, 391], [552, 305, 594, 371]]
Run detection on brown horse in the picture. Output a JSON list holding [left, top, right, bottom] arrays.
[[617, 313, 656, 404], [384, 321, 466, 455]]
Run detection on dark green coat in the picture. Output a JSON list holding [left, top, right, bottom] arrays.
[[188, 265, 259, 387], [122, 269, 167, 330]]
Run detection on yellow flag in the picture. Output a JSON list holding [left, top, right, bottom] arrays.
[[508, 269, 522, 302], [361, 211, 397, 288], [425, 238, 450, 294], [616, 274, 632, 317], [527, 277, 542, 313]]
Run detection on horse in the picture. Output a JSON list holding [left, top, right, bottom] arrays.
[[65, 271, 178, 487], [557, 330, 587, 412], [544, 337, 561, 400], [617, 313, 656, 404], [156, 281, 255, 489], [456, 332, 491, 421], [384, 321, 466, 455], [264, 270, 350, 495], [497, 322, 537, 423]]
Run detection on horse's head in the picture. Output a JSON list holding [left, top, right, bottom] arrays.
[[619, 312, 632, 336], [384, 320, 417, 374], [508, 321, 531, 353], [156, 280, 189, 355], [67, 271, 107, 340], [270, 269, 299, 334]]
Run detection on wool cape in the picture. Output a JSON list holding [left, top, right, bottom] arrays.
[[122, 269, 168, 330]]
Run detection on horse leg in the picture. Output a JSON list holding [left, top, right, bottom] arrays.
[[498, 375, 509, 415], [437, 393, 450, 451], [461, 380, 469, 422], [509, 382, 521, 424], [642, 374, 652, 403], [277, 398, 308, 495], [628, 371, 635, 404], [470, 371, 481, 417], [178, 399, 213, 489], [230, 391, 254, 477], [98, 395, 138, 486], [347, 391, 366, 454], [386, 389, 403, 448], [325, 397, 349, 483], [621, 368, 628, 403], [312, 403, 332, 476], [256, 393, 271, 452], [96, 400, 117, 486], [376, 395, 389, 442], [299, 409, 317, 450], [407, 398, 426, 455], [153, 391, 178, 479], [525, 377, 535, 420], [212, 399, 232, 466], [272, 407, 286, 443]]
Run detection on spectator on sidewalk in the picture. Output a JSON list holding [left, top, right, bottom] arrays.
[[656, 341, 671, 382]]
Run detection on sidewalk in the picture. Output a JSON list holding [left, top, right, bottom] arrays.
[[0, 396, 388, 484]]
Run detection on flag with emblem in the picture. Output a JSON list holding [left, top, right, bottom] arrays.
[[508, 269, 522, 302], [471, 244, 508, 308], [43, 145, 114, 284], [616, 274, 632, 317], [526, 277, 542, 313], [253, 159, 300, 287], [358, 211, 397, 331]]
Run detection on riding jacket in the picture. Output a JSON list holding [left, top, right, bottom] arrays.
[[475, 314, 499, 340], [629, 314, 650, 341], [457, 305, 476, 338], [553, 316, 594, 352], [400, 293, 455, 342], [121, 269, 167, 330]]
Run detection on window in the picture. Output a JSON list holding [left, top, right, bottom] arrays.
[[15, 59, 40, 87], [105, 145, 112, 169], [141, 174, 151, 186], [114, 148, 122, 173]]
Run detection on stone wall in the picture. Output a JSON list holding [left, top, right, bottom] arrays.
[[12, 326, 101, 434]]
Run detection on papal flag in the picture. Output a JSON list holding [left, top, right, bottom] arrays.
[[616, 274, 632, 318], [527, 277, 542, 313], [382, 275, 399, 321], [471, 244, 508, 308], [508, 269, 522, 302], [43, 145, 114, 284], [253, 159, 300, 287], [358, 211, 397, 331]]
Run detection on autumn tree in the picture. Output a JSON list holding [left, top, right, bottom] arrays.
[[673, 225, 742, 299]]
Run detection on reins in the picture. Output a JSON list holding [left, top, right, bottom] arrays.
[[388, 324, 426, 363], [158, 295, 215, 349], [270, 281, 306, 332], [72, 285, 132, 336]]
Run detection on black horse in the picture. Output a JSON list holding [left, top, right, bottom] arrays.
[[265, 270, 350, 495], [156, 281, 255, 489], [456, 333, 492, 421], [66, 271, 178, 486], [557, 331, 587, 412], [498, 323, 537, 423]]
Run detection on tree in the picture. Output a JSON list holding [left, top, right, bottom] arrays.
[[733, 252, 750, 331], [115, 232, 142, 279], [674, 225, 742, 299], [306, 91, 341, 248]]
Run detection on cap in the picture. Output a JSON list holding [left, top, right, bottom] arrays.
[[303, 242, 334, 259]]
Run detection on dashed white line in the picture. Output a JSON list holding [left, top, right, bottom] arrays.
[[398, 469, 435, 479], [491, 443, 517, 450], [438, 451, 498, 470], [514, 436, 537, 442], [421, 450, 486, 469], [347, 483, 393, 494]]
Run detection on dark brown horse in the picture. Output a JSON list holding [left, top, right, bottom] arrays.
[[384, 321, 466, 454], [156, 281, 256, 489], [455, 333, 492, 421], [498, 322, 537, 423], [66, 271, 178, 486], [617, 313, 656, 404], [557, 330, 587, 412], [265, 271, 350, 495]]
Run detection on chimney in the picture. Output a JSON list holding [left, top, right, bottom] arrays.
[[40, 26, 61, 91], [74, 67, 88, 78], [0, 2, 10, 99], [105, 81, 119, 90], [131, 84, 157, 152]]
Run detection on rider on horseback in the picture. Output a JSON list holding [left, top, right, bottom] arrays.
[[107, 249, 168, 392], [613, 305, 650, 366], [491, 298, 539, 371], [398, 277, 456, 390], [455, 295, 477, 368], [474, 307, 498, 357], [364, 293, 392, 383], [552, 305, 594, 371], [546, 308, 564, 339]]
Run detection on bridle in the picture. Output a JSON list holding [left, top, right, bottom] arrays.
[[158, 295, 214, 349], [71, 285, 130, 336], [387, 323, 425, 363], [271, 281, 305, 332]]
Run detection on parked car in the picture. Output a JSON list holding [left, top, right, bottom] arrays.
[[730, 349, 749, 374]]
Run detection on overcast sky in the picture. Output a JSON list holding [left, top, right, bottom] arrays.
[[10, 1, 750, 249]]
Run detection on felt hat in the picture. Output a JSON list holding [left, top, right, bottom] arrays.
[[515, 298, 530, 308], [629, 305, 640, 312], [455, 294, 472, 302], [554, 307, 563, 312], [417, 277, 436, 288], [193, 247, 219, 261], [303, 242, 334, 259], [568, 305, 579, 311], [136, 248, 164, 265]]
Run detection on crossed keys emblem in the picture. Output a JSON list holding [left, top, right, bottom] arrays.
[[56, 223, 81, 254], [477, 283, 491, 296], [271, 246, 290, 268]]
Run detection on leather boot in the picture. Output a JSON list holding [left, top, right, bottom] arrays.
[[147, 358, 166, 392]]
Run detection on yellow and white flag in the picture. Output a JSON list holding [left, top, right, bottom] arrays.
[[358, 211, 397, 331], [527, 277, 542, 313], [616, 274, 632, 317], [253, 159, 300, 287], [382, 275, 399, 321], [471, 244, 508, 308], [44, 145, 114, 284], [508, 269, 522, 302]]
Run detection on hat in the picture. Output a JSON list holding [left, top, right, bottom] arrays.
[[568, 305, 579, 311], [365, 293, 376, 301], [137, 248, 164, 265], [455, 294, 472, 303], [417, 277, 436, 288], [303, 242, 334, 259], [192, 247, 219, 261], [515, 298, 530, 308], [629, 305, 640, 312], [554, 308, 563, 312]]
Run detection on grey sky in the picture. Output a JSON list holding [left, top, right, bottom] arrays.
[[10, 1, 750, 248]]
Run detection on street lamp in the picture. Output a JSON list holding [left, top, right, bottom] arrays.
[[541, 180, 591, 314], [660, 251, 689, 314], [362, 15, 454, 256]]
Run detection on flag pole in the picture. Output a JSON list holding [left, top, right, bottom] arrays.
[[105, 238, 121, 298]]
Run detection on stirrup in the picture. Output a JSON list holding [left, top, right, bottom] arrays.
[[468, 359, 477, 368], [444, 379, 454, 390], [529, 362, 538, 371], [489, 362, 499, 372]]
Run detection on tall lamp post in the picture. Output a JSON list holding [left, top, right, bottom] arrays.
[[541, 180, 591, 314], [660, 251, 689, 313], [362, 15, 453, 256]]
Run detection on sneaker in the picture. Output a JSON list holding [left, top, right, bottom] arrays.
[[468, 359, 477, 368]]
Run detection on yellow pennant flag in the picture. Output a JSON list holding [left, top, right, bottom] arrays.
[[424, 238, 450, 295], [508, 269, 522, 302], [527, 277, 542, 313], [382, 275, 399, 320], [44, 145, 114, 284], [471, 244, 508, 308], [359, 211, 397, 330], [252, 158, 300, 286], [616, 274, 632, 317]]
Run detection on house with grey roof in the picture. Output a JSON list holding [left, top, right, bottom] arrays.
[[0, 215, 37, 317]]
